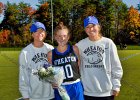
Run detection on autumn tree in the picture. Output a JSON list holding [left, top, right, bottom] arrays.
[[126, 6, 140, 43], [0, 0, 129, 46], [125, 6, 140, 32], [34, 2, 50, 23], [33, 2, 53, 44], [125, 6, 140, 43], [0, 1, 36, 46], [0, 29, 10, 46]]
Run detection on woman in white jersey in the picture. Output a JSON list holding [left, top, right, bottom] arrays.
[[19, 22, 54, 100], [76, 16, 123, 100]]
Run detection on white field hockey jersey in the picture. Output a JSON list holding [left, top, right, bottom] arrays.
[[76, 37, 123, 97], [19, 43, 54, 100]]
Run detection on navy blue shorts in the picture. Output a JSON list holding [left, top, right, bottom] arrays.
[[54, 81, 84, 100]]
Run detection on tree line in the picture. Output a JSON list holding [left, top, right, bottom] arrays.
[[0, 0, 140, 47]]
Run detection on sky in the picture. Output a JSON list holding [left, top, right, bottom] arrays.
[[0, 0, 39, 9], [122, 0, 140, 8], [0, 0, 140, 22]]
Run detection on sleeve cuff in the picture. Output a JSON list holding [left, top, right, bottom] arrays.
[[112, 85, 120, 91], [20, 91, 29, 98]]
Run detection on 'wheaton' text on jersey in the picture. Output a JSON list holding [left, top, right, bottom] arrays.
[[53, 56, 76, 65]]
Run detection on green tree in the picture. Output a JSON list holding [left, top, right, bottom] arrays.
[[51, 0, 84, 42], [36, 0, 85, 44], [46, 0, 128, 43]]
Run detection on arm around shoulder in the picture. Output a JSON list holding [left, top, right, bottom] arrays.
[[47, 50, 52, 64], [73, 45, 80, 67]]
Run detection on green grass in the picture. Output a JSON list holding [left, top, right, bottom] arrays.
[[0, 51, 21, 100], [0, 49, 140, 100], [116, 50, 140, 100], [0, 47, 22, 51]]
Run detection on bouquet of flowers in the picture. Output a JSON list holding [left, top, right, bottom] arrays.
[[33, 63, 70, 100]]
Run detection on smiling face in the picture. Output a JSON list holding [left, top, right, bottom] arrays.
[[85, 24, 99, 36], [85, 24, 102, 41], [55, 29, 70, 47], [32, 28, 46, 42]]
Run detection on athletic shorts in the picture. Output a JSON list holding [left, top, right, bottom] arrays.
[[54, 81, 84, 100]]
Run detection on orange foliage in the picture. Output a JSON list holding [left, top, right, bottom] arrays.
[[126, 6, 140, 28], [39, 2, 49, 16], [41, 2, 49, 8], [23, 7, 36, 16], [34, 2, 49, 20], [0, 30, 10, 44]]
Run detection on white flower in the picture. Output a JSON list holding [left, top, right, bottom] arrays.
[[39, 67, 46, 73], [34, 64, 70, 100]]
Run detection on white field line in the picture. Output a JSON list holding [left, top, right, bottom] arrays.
[[120, 52, 140, 61], [0, 52, 18, 65], [120, 52, 140, 94]]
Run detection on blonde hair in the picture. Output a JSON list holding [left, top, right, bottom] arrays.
[[54, 22, 70, 36], [97, 24, 101, 33]]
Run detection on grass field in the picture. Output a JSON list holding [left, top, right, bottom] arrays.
[[0, 51, 21, 100], [0, 47, 140, 100], [116, 50, 140, 100]]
